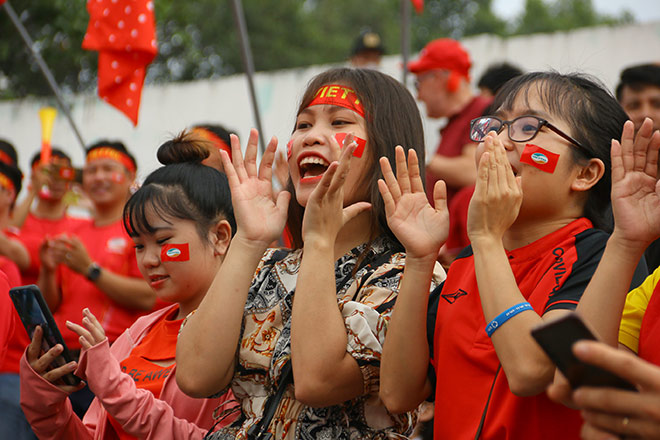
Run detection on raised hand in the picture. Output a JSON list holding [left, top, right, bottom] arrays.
[[378, 146, 448, 260], [220, 128, 291, 247], [610, 118, 660, 248], [65, 308, 107, 350], [26, 326, 82, 393], [56, 235, 92, 275], [301, 134, 371, 247], [467, 134, 522, 244]]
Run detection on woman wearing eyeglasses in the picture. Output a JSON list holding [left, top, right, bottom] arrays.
[[378, 71, 647, 439]]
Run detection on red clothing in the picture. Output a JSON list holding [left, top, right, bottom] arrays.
[[0, 213, 89, 374], [18, 212, 90, 285], [0, 264, 19, 366], [0, 256, 22, 372], [430, 219, 621, 439], [444, 184, 474, 255], [639, 282, 660, 366], [426, 95, 491, 206], [55, 219, 146, 349]]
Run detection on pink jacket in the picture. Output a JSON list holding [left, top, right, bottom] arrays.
[[20, 304, 238, 440]]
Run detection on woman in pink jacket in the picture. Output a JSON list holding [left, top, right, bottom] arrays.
[[19, 132, 238, 439]]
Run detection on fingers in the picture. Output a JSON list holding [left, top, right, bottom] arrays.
[[395, 146, 411, 194], [229, 133, 247, 182], [407, 149, 425, 194], [433, 180, 448, 216], [220, 150, 241, 190], [257, 136, 278, 184], [632, 118, 655, 173], [27, 325, 44, 364], [379, 156, 401, 202], [611, 139, 624, 183], [620, 120, 635, 172], [377, 178, 395, 217], [573, 341, 658, 390], [645, 128, 660, 179], [343, 202, 372, 223], [243, 128, 260, 177]]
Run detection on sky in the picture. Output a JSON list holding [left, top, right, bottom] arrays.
[[492, 0, 660, 23]]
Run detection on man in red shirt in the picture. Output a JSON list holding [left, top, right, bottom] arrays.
[[408, 38, 492, 207], [38, 140, 156, 417]]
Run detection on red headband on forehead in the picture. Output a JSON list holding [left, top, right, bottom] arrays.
[[192, 127, 232, 160], [0, 151, 13, 166], [86, 147, 136, 173], [0, 173, 15, 193], [307, 84, 365, 117]]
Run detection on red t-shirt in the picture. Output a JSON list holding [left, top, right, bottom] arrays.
[[18, 212, 90, 285], [426, 95, 492, 206], [0, 261, 20, 367], [429, 218, 636, 439], [639, 282, 660, 366], [54, 219, 147, 349], [0, 251, 24, 373], [108, 307, 182, 440]]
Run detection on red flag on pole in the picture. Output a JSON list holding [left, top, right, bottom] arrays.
[[410, 0, 424, 13], [82, 0, 157, 126]]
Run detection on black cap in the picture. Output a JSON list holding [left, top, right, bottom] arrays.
[[351, 30, 385, 56]]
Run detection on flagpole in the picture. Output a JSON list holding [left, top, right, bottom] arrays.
[[401, 0, 411, 87], [230, 0, 266, 155], [2, 1, 86, 152]]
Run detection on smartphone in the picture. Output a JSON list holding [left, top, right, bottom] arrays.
[[8, 284, 81, 386], [531, 312, 636, 391]]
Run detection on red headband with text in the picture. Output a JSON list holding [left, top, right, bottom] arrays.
[[192, 127, 232, 160], [86, 147, 136, 173], [0, 151, 13, 166], [307, 84, 365, 117]]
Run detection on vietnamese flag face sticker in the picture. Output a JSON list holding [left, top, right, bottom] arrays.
[[520, 144, 560, 174], [161, 243, 190, 262], [334, 133, 366, 158]]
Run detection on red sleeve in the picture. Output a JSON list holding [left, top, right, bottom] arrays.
[[0, 270, 16, 365]]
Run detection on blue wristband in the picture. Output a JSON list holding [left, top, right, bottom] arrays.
[[485, 302, 533, 337]]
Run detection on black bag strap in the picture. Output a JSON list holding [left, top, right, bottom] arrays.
[[474, 364, 501, 440], [246, 360, 293, 440]]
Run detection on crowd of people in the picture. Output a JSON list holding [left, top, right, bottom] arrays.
[[0, 33, 659, 440]]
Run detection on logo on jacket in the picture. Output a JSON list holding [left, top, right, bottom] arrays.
[[442, 288, 468, 304], [550, 247, 567, 294]]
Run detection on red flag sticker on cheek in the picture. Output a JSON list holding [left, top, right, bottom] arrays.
[[520, 144, 560, 174], [334, 133, 366, 158], [161, 243, 190, 262], [111, 172, 126, 183]]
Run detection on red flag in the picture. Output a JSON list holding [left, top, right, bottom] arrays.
[[82, 0, 157, 125], [520, 144, 560, 174], [334, 133, 367, 158], [161, 243, 190, 262], [410, 0, 424, 14]]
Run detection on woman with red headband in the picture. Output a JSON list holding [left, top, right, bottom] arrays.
[[176, 68, 445, 439]]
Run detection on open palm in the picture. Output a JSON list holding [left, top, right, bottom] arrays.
[[378, 147, 448, 259], [610, 119, 660, 245], [222, 129, 291, 246]]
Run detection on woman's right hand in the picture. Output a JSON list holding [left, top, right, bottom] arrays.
[[26, 326, 82, 393], [378, 146, 448, 261], [39, 237, 65, 272], [221, 128, 291, 247], [610, 118, 660, 248]]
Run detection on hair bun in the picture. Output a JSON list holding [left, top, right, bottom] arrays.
[[157, 130, 211, 165]]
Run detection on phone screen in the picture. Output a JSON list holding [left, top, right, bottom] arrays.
[[9, 285, 81, 386], [531, 313, 636, 391]]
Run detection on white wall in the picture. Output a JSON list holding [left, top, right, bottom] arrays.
[[2, 21, 659, 186]]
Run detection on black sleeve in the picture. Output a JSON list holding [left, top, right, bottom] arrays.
[[425, 281, 444, 402]]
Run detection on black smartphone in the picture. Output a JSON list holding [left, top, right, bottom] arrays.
[[531, 312, 636, 391], [8, 284, 81, 386]]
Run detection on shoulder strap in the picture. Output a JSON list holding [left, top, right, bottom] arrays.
[[246, 360, 293, 440]]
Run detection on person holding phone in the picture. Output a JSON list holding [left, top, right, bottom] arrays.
[[379, 71, 647, 439], [544, 117, 660, 438], [19, 133, 238, 439]]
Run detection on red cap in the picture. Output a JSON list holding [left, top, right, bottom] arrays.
[[408, 38, 471, 77]]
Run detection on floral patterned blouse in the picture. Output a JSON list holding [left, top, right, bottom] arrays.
[[207, 236, 445, 440]]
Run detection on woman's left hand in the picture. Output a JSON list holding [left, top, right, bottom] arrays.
[[65, 308, 107, 350], [301, 135, 371, 247], [55, 235, 93, 275], [467, 134, 522, 244]]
